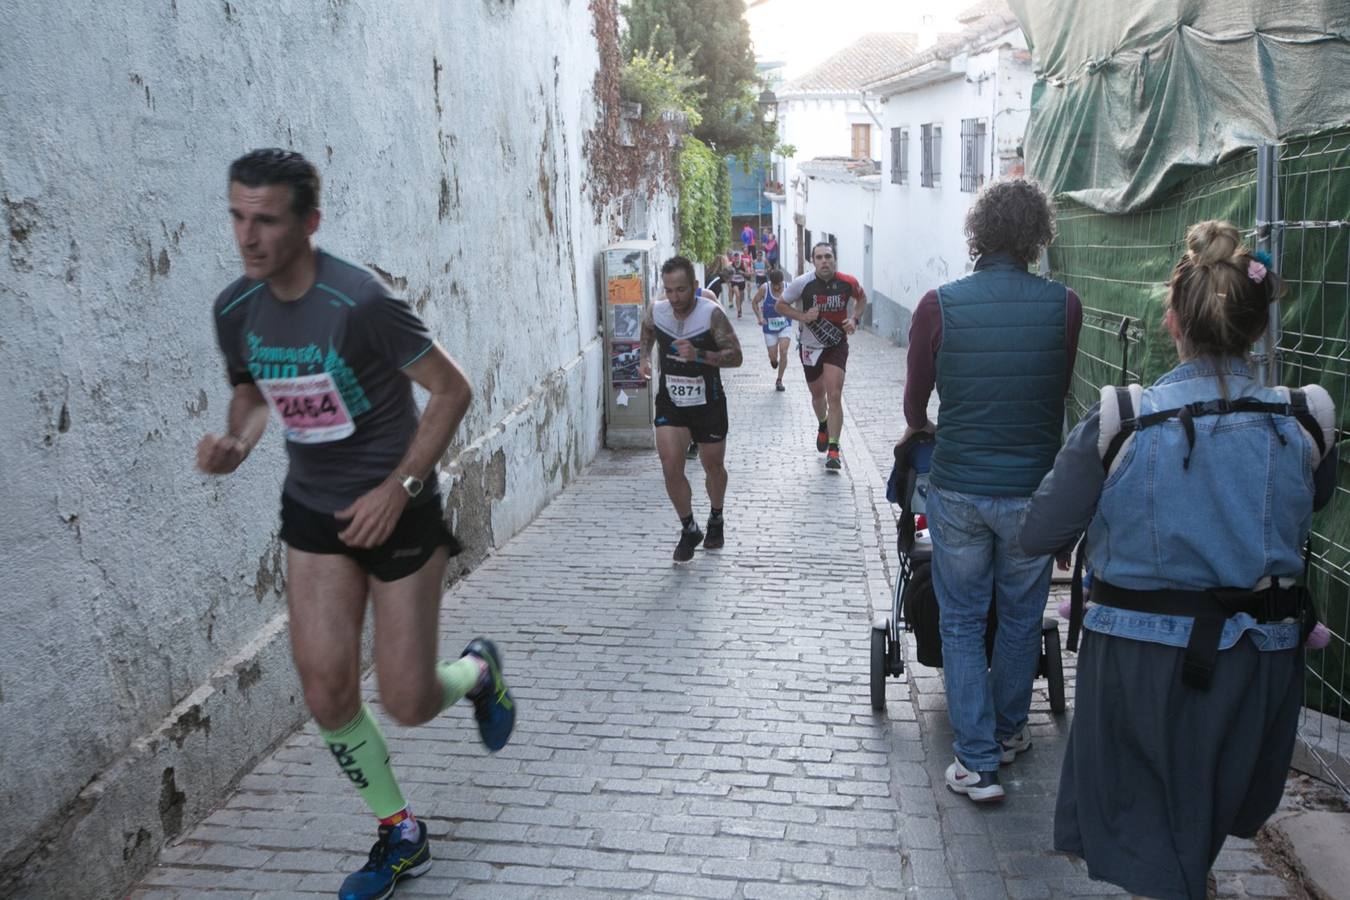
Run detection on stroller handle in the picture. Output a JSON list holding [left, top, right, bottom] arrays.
[[894, 431, 935, 475]]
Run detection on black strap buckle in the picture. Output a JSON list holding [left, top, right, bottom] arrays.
[[1182, 616, 1224, 690]]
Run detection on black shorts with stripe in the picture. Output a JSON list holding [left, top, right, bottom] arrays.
[[654, 397, 729, 444], [280, 491, 461, 582]]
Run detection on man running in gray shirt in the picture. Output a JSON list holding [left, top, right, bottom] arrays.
[[198, 149, 514, 900]]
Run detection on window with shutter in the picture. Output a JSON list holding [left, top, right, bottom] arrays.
[[851, 123, 871, 160]]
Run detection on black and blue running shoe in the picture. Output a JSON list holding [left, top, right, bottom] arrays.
[[461, 638, 515, 752], [339, 822, 431, 900]]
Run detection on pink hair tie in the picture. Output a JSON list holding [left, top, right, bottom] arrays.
[[1248, 259, 1268, 283]]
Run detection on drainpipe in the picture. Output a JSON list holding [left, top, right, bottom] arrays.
[[857, 92, 885, 131]]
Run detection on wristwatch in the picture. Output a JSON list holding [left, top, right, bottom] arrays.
[[398, 473, 424, 498]]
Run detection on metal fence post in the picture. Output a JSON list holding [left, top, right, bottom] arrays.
[[1255, 143, 1283, 387]]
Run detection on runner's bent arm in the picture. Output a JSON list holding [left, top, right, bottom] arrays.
[[197, 383, 269, 475], [776, 273, 817, 322], [638, 305, 656, 380], [752, 285, 767, 325], [847, 282, 868, 334], [702, 308, 743, 368], [335, 342, 471, 548]]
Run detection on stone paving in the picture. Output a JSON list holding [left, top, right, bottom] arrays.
[[133, 312, 1297, 898]]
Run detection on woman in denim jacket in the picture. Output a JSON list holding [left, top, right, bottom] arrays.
[[1021, 220, 1338, 900]]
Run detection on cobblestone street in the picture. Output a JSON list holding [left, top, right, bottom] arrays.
[[134, 314, 1299, 898]]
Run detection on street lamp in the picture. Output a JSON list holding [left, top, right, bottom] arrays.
[[758, 88, 777, 124], [756, 88, 781, 261]]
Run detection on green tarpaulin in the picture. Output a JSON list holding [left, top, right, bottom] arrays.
[[1009, 0, 1350, 213]]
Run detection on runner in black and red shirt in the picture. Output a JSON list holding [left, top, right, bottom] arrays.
[[776, 242, 868, 471]]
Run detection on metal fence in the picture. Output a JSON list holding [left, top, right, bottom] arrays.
[[1047, 128, 1350, 797], [1271, 130, 1350, 793]]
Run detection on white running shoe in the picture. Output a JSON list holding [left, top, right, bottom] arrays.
[[945, 757, 1005, 802], [999, 726, 1032, 765]]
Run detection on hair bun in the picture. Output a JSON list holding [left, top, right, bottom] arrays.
[[1186, 220, 1242, 267]]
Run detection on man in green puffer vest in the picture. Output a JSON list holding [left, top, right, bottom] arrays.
[[901, 179, 1082, 803]]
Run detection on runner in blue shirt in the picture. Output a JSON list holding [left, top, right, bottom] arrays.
[[752, 269, 792, 391]]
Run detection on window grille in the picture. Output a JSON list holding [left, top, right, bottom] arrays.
[[921, 123, 941, 187], [961, 118, 987, 192]]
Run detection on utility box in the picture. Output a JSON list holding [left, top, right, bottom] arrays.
[[600, 240, 658, 448]]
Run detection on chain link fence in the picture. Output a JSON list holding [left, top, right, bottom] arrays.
[[1046, 129, 1350, 797]]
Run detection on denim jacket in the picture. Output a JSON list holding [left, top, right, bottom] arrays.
[[1022, 358, 1338, 652]]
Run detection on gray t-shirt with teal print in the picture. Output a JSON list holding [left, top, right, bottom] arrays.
[[213, 249, 435, 513]]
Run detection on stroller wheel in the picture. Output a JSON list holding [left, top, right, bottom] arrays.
[[870, 625, 888, 712]]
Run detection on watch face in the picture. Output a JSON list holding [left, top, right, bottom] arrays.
[[403, 475, 424, 497]]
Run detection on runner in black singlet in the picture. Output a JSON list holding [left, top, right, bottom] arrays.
[[777, 242, 867, 471], [639, 256, 744, 562]]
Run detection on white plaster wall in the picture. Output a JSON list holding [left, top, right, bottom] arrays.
[[0, 1, 673, 894], [775, 96, 867, 276], [870, 33, 1032, 344], [798, 176, 877, 280]]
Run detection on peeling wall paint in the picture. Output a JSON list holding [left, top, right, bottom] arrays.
[[0, 1, 675, 895]]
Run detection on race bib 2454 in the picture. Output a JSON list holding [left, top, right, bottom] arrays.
[[258, 372, 356, 443]]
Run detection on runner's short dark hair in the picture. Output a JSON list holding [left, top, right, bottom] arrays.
[[811, 241, 834, 257], [769, 268, 784, 283], [660, 255, 696, 286], [228, 148, 321, 217]]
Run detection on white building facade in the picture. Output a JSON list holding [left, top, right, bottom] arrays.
[[772, 7, 1033, 345], [865, 20, 1032, 343], [767, 33, 917, 280]]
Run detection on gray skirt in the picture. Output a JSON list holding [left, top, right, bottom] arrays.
[[1054, 628, 1303, 900]]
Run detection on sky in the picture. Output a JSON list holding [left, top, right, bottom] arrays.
[[745, 0, 968, 82]]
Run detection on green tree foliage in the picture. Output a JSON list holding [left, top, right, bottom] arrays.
[[678, 136, 722, 265], [619, 48, 704, 127], [714, 157, 732, 252], [622, 0, 773, 156]]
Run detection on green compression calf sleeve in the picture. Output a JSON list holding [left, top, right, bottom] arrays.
[[319, 704, 407, 820], [437, 657, 481, 710]]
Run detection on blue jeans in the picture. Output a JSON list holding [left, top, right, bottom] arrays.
[[927, 487, 1053, 772]]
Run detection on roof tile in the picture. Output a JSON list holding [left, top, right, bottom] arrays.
[[781, 33, 919, 94]]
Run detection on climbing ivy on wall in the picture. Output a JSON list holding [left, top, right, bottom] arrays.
[[714, 158, 732, 253], [678, 135, 722, 265]]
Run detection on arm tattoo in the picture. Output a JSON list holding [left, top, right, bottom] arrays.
[[703, 309, 744, 368], [639, 306, 655, 366]]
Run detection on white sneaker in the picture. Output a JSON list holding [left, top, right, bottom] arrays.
[[945, 757, 1005, 802], [999, 726, 1032, 764]]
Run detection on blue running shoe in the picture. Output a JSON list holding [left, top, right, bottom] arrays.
[[461, 638, 515, 751], [338, 822, 431, 900]]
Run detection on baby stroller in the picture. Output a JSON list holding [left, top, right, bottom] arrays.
[[870, 432, 1066, 714]]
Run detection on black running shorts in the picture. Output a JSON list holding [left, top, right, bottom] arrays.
[[654, 397, 729, 444], [802, 341, 849, 383], [280, 492, 462, 582]]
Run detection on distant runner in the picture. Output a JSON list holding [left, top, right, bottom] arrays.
[[753, 269, 792, 391]]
